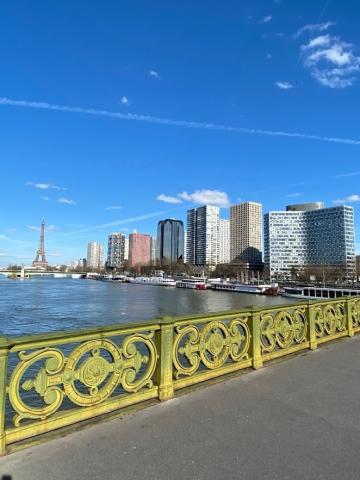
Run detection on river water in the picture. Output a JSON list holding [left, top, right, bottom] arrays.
[[0, 277, 294, 337]]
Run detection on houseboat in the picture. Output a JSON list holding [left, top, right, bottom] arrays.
[[176, 278, 207, 290], [128, 276, 176, 287], [210, 281, 277, 295], [282, 286, 360, 299]]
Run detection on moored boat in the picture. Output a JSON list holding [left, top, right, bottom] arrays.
[[128, 276, 176, 287], [282, 286, 360, 299], [176, 278, 207, 290], [210, 282, 276, 294]]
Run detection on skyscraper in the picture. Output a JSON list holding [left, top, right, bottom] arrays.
[[218, 219, 230, 264], [107, 233, 126, 268], [156, 219, 184, 266], [230, 202, 262, 267], [87, 242, 104, 270], [186, 205, 219, 265], [128, 233, 152, 267], [124, 237, 129, 261], [264, 203, 356, 279], [151, 236, 156, 266]]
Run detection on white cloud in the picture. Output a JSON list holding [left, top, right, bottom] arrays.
[[294, 21, 335, 40], [302, 35, 331, 50], [0, 253, 6, 256], [275, 81, 294, 90], [120, 96, 129, 106], [333, 194, 360, 204], [2, 97, 360, 146], [0, 234, 11, 241], [157, 194, 182, 204], [261, 15, 272, 23], [287, 192, 302, 198], [105, 205, 122, 210], [148, 70, 159, 78], [58, 198, 76, 205], [178, 189, 230, 207], [26, 182, 65, 190], [40, 196, 49, 201], [48, 252, 63, 257], [297, 27, 360, 88]]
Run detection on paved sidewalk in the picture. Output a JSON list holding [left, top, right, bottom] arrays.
[[2, 335, 360, 480]]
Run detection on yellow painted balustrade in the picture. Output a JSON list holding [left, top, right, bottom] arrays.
[[1, 297, 360, 454]]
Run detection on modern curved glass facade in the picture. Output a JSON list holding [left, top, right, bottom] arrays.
[[156, 219, 184, 266]]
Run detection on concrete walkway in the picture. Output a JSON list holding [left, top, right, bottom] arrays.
[[2, 336, 360, 480]]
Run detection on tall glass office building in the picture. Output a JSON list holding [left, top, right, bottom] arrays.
[[156, 219, 184, 266], [264, 203, 356, 279]]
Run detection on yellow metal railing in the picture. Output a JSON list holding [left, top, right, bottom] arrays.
[[1, 297, 360, 454]]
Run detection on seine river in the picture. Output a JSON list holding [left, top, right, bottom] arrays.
[[0, 277, 294, 336]]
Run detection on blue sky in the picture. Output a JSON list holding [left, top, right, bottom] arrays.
[[1, 0, 360, 265]]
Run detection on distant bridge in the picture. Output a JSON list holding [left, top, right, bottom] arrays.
[[0, 270, 87, 278]]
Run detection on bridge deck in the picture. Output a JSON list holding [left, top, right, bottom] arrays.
[[2, 335, 360, 480]]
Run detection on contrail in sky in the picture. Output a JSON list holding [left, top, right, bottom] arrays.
[[1, 97, 360, 146], [0, 211, 169, 257], [52, 211, 168, 238]]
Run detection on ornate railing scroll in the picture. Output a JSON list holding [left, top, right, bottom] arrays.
[[3, 324, 159, 447], [350, 298, 360, 332], [258, 305, 308, 360], [172, 313, 252, 388], [312, 301, 347, 342]]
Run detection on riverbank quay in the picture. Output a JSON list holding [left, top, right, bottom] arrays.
[[2, 331, 360, 479], [0, 297, 360, 458]]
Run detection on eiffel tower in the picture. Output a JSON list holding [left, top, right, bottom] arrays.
[[32, 219, 48, 269]]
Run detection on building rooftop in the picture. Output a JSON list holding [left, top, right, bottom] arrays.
[[286, 202, 325, 211]]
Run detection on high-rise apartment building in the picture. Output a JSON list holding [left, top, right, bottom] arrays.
[[87, 242, 104, 270], [128, 233, 152, 267], [107, 233, 126, 268], [124, 237, 129, 261], [186, 205, 219, 265], [218, 219, 230, 264], [184, 231, 187, 264], [151, 236, 156, 266], [156, 219, 184, 266], [264, 203, 356, 279], [230, 202, 262, 267]]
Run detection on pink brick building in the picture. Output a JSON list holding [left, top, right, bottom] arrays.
[[128, 233, 152, 267]]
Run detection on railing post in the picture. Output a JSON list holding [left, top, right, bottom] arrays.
[[307, 301, 317, 350], [346, 299, 354, 337], [250, 308, 263, 369], [156, 317, 175, 401], [0, 337, 10, 455]]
